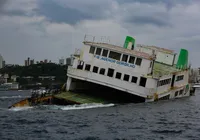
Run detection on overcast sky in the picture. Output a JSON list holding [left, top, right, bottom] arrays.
[[0, 0, 200, 67]]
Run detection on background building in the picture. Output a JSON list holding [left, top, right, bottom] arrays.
[[59, 58, 65, 65], [2, 61, 6, 68], [44, 59, 48, 63], [0, 54, 4, 69], [30, 59, 34, 65], [25, 60, 28, 66], [25, 57, 35, 66]]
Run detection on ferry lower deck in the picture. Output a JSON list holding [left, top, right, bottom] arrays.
[[64, 78, 145, 104]]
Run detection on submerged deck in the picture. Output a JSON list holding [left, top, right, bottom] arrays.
[[53, 92, 106, 104]]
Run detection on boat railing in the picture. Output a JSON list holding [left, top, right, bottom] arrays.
[[84, 34, 110, 44], [74, 48, 81, 57], [83, 34, 123, 47]]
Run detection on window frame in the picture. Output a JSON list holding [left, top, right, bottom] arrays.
[[89, 46, 95, 54], [95, 48, 102, 55], [102, 49, 108, 57], [107, 68, 114, 77], [131, 76, 138, 83], [93, 66, 99, 73], [99, 68, 105, 75], [123, 74, 130, 82], [129, 56, 135, 64], [85, 64, 91, 71], [115, 72, 122, 79], [135, 58, 142, 66], [109, 51, 121, 61]]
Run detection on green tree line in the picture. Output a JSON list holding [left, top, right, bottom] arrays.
[[0, 63, 68, 87]]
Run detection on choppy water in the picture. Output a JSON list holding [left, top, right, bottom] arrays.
[[1, 90, 200, 140]]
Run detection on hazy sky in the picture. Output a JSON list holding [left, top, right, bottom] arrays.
[[0, 0, 200, 67]]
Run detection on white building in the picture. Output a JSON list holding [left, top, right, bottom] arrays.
[[0, 54, 3, 69], [59, 58, 65, 65]]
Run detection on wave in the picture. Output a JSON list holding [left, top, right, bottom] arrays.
[[7, 103, 115, 112], [60, 103, 115, 111], [0, 95, 30, 99], [9, 106, 33, 111], [38, 103, 115, 111]]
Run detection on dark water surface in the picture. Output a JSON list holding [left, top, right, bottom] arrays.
[[1, 90, 200, 140]]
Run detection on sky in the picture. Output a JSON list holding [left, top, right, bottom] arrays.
[[0, 0, 200, 67]]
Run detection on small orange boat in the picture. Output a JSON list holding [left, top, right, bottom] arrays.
[[8, 95, 53, 109]]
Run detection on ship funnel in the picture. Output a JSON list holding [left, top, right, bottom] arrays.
[[123, 36, 135, 50], [176, 49, 188, 70]]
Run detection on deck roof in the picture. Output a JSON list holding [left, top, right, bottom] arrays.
[[83, 41, 155, 60], [137, 44, 175, 55], [153, 62, 181, 78]]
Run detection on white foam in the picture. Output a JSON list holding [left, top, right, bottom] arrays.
[[9, 106, 33, 111], [60, 103, 115, 111], [8, 103, 115, 112], [0, 95, 30, 99]]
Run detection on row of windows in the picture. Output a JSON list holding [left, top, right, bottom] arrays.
[[176, 75, 184, 81], [157, 75, 184, 87], [159, 95, 170, 101], [77, 63, 147, 87], [89, 46, 142, 66], [175, 89, 184, 97], [157, 78, 171, 87]]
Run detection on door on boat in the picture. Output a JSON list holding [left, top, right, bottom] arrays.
[[171, 75, 175, 87]]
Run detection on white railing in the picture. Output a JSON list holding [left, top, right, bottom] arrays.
[[74, 48, 81, 56], [84, 34, 124, 47], [84, 34, 111, 44]]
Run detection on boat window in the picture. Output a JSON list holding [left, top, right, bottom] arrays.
[[123, 74, 130, 82], [99, 68, 105, 75], [179, 89, 183, 95], [93, 66, 99, 73], [158, 95, 170, 101], [77, 61, 84, 70], [122, 54, 128, 62], [109, 51, 121, 60], [131, 76, 138, 83], [129, 56, 135, 64], [136, 58, 142, 66], [107, 68, 114, 77], [95, 48, 102, 55], [102, 49, 108, 57], [85, 64, 91, 71], [176, 75, 184, 81], [116, 72, 122, 79], [175, 91, 178, 97], [157, 78, 171, 87], [139, 77, 147, 87], [89, 46, 95, 54]]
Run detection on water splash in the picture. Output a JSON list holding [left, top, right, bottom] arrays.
[[39, 103, 115, 111], [9, 106, 33, 111], [0, 95, 30, 99], [60, 103, 115, 111], [7, 103, 115, 112]]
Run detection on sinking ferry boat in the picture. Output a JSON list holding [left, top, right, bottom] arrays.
[[9, 35, 193, 108], [65, 35, 192, 103]]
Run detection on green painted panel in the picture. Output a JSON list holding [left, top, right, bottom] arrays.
[[176, 49, 188, 69], [123, 36, 135, 49]]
